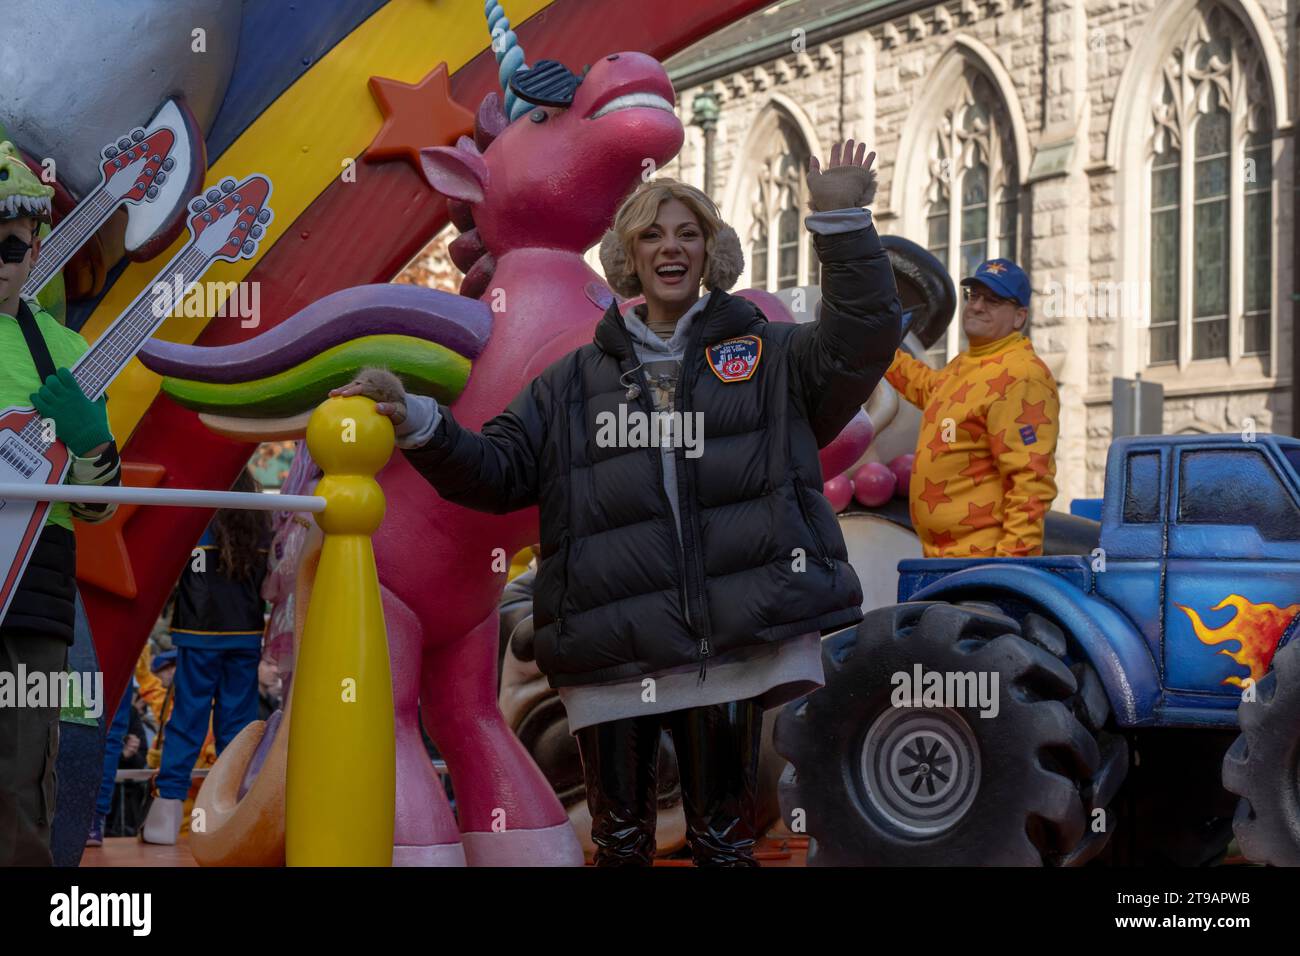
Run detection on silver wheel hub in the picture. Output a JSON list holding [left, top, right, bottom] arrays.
[[860, 707, 980, 836]]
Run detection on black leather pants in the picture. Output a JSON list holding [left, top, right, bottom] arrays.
[[574, 698, 763, 867]]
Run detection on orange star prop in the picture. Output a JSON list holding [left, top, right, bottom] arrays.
[[1016, 399, 1052, 427], [367, 62, 476, 172], [985, 368, 1016, 399], [918, 477, 953, 513], [74, 461, 168, 599], [959, 453, 997, 486], [959, 500, 1000, 530], [948, 380, 974, 405]]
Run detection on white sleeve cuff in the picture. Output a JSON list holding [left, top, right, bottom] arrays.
[[395, 393, 442, 449], [806, 208, 874, 235]]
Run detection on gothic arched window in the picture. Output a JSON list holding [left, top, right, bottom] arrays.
[[923, 69, 1021, 366], [1146, 6, 1275, 368], [747, 116, 819, 292]]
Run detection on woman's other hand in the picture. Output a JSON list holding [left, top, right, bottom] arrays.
[[807, 138, 877, 212], [329, 367, 409, 427]]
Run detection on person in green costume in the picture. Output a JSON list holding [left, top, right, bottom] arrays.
[[0, 140, 123, 865]]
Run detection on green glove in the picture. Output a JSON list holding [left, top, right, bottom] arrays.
[[30, 367, 111, 456]]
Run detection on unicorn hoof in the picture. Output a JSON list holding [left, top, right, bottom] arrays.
[[392, 843, 467, 867], [461, 821, 585, 867]]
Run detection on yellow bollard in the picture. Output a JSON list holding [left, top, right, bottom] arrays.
[[286, 396, 396, 866]]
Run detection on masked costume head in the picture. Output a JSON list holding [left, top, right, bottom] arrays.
[[0, 142, 54, 265], [0, 141, 54, 226]]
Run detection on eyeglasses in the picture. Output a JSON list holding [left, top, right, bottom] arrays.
[[962, 286, 1016, 307], [0, 235, 34, 265]]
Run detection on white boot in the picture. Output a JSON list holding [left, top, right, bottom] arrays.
[[141, 797, 184, 845]]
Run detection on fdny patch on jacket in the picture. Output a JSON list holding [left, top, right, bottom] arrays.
[[707, 335, 762, 383]]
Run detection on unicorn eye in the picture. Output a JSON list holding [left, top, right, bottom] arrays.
[[530, 109, 548, 124]]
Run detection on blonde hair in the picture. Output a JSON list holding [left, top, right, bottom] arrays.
[[599, 178, 743, 298]]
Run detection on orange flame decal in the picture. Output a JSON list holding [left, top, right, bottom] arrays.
[[1177, 595, 1300, 687]]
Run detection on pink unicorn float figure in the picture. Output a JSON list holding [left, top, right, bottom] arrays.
[[139, 29, 873, 863]]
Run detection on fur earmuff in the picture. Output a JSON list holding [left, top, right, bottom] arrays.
[[599, 229, 641, 298], [703, 225, 743, 292], [598, 223, 746, 298]]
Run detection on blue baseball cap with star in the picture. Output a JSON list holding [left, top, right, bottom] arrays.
[[961, 258, 1031, 307]]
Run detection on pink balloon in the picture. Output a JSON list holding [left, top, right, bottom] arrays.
[[818, 409, 875, 481], [822, 474, 854, 513], [888, 454, 914, 498], [852, 462, 896, 507]]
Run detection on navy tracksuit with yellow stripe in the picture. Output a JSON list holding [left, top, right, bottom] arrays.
[[156, 526, 268, 800]]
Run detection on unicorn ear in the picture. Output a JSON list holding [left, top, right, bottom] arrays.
[[418, 145, 488, 203], [475, 92, 509, 151]]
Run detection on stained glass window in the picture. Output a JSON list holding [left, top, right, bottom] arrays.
[[1143, 9, 1275, 370], [1192, 92, 1229, 360], [921, 70, 1022, 365], [1243, 126, 1272, 355], [751, 223, 767, 290], [1149, 146, 1180, 364], [777, 206, 799, 289], [925, 192, 951, 367], [959, 162, 989, 279]]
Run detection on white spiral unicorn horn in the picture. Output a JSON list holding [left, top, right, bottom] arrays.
[[485, 1, 532, 121]]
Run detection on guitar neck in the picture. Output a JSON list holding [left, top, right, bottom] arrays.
[[70, 244, 213, 403], [21, 186, 119, 296], [17, 242, 212, 455]]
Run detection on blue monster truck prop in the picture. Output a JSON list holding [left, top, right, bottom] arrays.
[[776, 433, 1300, 866]]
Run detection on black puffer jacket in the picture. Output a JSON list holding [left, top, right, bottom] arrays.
[[0, 525, 78, 643], [404, 221, 901, 687]]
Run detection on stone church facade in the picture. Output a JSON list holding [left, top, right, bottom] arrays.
[[656, 0, 1293, 501], [404, 0, 1293, 503]]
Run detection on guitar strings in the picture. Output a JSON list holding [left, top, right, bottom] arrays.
[[23, 190, 116, 289], [21, 244, 209, 453]]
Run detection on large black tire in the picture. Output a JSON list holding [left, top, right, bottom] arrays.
[[775, 602, 1115, 865], [1222, 638, 1300, 866]]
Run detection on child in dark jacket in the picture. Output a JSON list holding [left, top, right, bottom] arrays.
[[141, 467, 270, 844]]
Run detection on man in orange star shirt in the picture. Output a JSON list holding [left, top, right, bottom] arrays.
[[887, 258, 1058, 557]]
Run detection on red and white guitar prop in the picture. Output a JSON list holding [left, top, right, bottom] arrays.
[[22, 126, 179, 297], [0, 174, 273, 624]]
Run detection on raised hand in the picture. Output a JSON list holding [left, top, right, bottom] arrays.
[[806, 137, 878, 212], [329, 367, 409, 426]]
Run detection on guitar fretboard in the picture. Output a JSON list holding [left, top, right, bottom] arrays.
[[21, 188, 118, 295], [19, 243, 210, 455]]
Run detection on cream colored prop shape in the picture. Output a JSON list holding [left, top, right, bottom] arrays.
[[189, 521, 321, 866]]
